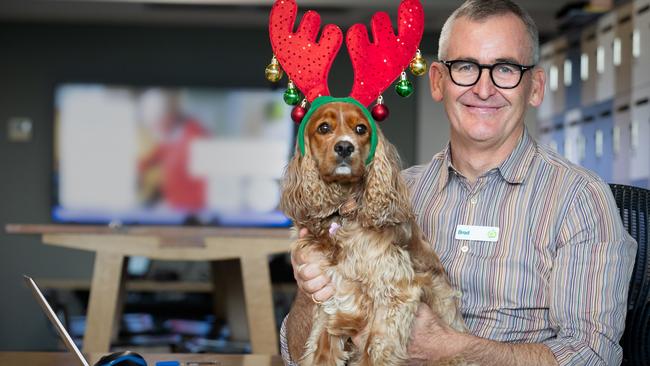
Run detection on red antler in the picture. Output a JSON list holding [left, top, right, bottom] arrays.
[[269, 0, 343, 102], [347, 0, 424, 107]]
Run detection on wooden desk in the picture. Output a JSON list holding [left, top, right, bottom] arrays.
[[6, 224, 292, 355], [0, 352, 283, 365]]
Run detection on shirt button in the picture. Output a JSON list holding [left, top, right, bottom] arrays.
[[460, 245, 469, 253], [470, 197, 478, 205]]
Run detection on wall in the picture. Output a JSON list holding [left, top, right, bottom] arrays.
[[0, 22, 423, 350]]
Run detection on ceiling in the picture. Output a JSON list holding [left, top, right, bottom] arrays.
[[0, 0, 575, 38]]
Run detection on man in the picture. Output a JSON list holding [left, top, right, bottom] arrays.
[[282, 0, 637, 365]]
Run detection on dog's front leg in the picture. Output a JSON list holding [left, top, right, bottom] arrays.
[[348, 296, 418, 366], [299, 306, 348, 366], [313, 331, 348, 366]]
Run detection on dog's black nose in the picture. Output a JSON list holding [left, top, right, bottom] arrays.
[[334, 141, 355, 158]]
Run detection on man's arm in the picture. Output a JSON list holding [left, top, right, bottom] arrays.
[[281, 230, 336, 364], [541, 179, 636, 364], [286, 290, 316, 360], [407, 303, 557, 366], [460, 337, 557, 365]]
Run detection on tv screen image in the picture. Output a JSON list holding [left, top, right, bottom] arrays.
[[53, 84, 294, 226]]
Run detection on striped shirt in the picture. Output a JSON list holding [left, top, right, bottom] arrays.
[[280, 130, 636, 365]]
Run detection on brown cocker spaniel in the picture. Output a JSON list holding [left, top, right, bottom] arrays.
[[281, 101, 467, 366]]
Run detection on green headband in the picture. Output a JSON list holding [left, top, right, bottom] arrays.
[[297, 96, 378, 165]]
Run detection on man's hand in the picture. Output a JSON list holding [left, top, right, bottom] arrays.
[[285, 228, 338, 360], [407, 303, 558, 366], [408, 303, 467, 363], [291, 228, 336, 302]]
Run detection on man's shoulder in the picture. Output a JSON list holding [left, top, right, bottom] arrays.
[[401, 151, 446, 182], [534, 144, 613, 212], [534, 141, 605, 186]]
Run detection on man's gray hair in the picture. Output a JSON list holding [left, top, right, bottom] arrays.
[[437, 0, 539, 65]]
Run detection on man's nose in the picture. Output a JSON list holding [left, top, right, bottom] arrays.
[[472, 68, 497, 99], [334, 141, 355, 158]]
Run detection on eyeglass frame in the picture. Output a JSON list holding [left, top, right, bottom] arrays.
[[440, 60, 536, 89]]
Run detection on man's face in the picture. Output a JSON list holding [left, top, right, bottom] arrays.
[[430, 14, 545, 150]]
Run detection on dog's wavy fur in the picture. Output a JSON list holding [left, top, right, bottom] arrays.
[[281, 103, 467, 365]]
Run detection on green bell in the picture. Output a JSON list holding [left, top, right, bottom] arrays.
[[395, 72, 414, 97], [283, 80, 301, 105]]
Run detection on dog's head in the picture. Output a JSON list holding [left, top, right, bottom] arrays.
[[306, 102, 371, 184], [281, 100, 412, 229]]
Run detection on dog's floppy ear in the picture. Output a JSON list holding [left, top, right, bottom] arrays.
[[280, 143, 343, 225], [358, 129, 413, 228]]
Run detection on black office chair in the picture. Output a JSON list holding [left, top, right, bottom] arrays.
[[609, 184, 650, 366]]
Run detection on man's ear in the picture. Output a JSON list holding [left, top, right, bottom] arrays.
[[429, 62, 445, 102], [528, 66, 546, 107]]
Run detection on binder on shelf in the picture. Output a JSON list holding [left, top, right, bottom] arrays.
[[551, 37, 569, 116], [614, 2, 635, 96], [612, 93, 633, 184], [632, 0, 650, 89], [596, 12, 617, 102], [629, 86, 650, 188], [538, 42, 557, 121], [580, 23, 599, 107]]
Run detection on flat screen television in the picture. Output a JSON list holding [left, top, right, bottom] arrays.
[[53, 83, 294, 226]]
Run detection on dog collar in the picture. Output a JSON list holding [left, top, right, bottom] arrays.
[[297, 96, 378, 165]]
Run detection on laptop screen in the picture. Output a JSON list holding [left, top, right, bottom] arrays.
[[24, 275, 90, 366]]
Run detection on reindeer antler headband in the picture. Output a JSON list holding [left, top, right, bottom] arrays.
[[265, 0, 427, 163]]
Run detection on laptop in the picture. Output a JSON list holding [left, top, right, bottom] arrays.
[[24, 275, 91, 366]]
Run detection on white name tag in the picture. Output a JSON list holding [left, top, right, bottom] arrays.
[[455, 225, 499, 242]]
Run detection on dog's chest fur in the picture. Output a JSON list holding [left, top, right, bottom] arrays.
[[321, 218, 419, 316]]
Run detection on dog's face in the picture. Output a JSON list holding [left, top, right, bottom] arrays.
[[305, 102, 372, 184]]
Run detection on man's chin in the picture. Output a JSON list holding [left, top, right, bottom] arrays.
[[456, 120, 504, 142]]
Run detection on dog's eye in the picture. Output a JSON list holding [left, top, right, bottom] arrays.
[[317, 123, 331, 134], [355, 124, 368, 135]]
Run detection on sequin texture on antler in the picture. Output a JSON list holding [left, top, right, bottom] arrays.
[[269, 0, 424, 107], [269, 0, 343, 102], [347, 0, 424, 106]]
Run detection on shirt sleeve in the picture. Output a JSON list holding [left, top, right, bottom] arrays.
[[543, 179, 637, 365], [280, 316, 299, 366]]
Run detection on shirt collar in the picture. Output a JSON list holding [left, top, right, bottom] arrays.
[[496, 128, 537, 185], [436, 143, 455, 193], [436, 128, 536, 192]]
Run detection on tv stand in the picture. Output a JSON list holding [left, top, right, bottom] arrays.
[[6, 224, 291, 355]]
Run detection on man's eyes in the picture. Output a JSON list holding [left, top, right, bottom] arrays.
[[455, 62, 476, 72], [495, 64, 518, 74]]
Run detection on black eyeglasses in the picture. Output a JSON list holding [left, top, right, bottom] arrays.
[[440, 60, 535, 89]]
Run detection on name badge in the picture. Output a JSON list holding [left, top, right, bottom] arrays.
[[455, 225, 499, 242]]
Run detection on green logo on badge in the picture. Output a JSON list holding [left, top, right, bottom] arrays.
[[487, 230, 497, 239]]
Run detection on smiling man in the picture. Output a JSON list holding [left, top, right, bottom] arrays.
[[430, 14, 540, 184], [396, 1, 636, 364], [284, 1, 637, 365]]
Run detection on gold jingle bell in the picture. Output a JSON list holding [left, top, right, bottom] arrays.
[[409, 49, 427, 77], [265, 55, 284, 83]]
